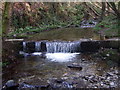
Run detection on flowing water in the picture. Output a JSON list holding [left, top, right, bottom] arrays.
[[22, 41, 81, 53], [3, 28, 119, 88]]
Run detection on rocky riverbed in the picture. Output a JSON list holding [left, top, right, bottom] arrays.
[[3, 66, 119, 89]]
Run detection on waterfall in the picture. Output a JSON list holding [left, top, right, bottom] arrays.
[[46, 41, 80, 53], [22, 41, 81, 53], [35, 42, 41, 52], [23, 42, 26, 52]]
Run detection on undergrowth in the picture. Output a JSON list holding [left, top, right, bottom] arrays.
[[93, 15, 120, 37]]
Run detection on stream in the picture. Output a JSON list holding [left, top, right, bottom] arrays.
[[2, 28, 120, 89]]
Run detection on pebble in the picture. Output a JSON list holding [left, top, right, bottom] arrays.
[[100, 82, 104, 85], [63, 73, 68, 76], [106, 54, 110, 56], [107, 77, 110, 80], [89, 75, 94, 79], [110, 82, 114, 86], [81, 59, 85, 61], [106, 72, 114, 76], [61, 77, 68, 80]]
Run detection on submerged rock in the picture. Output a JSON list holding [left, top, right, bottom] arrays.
[[18, 82, 50, 89], [55, 79, 64, 84], [67, 65, 82, 70]]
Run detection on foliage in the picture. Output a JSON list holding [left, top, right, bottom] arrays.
[[2, 2, 120, 37], [1, 62, 10, 67], [93, 15, 120, 37], [93, 49, 120, 67]]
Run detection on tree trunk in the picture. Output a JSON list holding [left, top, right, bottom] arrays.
[[100, 2, 106, 21], [2, 2, 11, 35]]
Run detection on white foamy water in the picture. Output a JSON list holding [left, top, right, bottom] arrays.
[[46, 53, 80, 62], [32, 52, 42, 55], [23, 52, 80, 62]]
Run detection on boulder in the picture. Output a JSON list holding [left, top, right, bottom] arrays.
[[3, 80, 19, 90]]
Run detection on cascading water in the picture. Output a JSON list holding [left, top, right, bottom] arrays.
[[22, 41, 81, 53], [23, 42, 26, 52], [35, 42, 41, 52], [46, 41, 81, 53], [21, 41, 81, 62]]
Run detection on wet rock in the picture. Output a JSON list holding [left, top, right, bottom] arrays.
[[89, 75, 94, 79], [83, 76, 89, 81], [35, 84, 50, 89], [97, 68, 102, 71], [107, 77, 110, 80], [19, 82, 49, 89], [41, 41, 47, 52], [100, 82, 104, 86], [81, 58, 85, 61], [92, 78, 98, 83], [62, 73, 68, 77], [55, 79, 63, 83], [61, 77, 68, 80], [110, 82, 115, 86], [100, 77, 105, 80], [114, 70, 118, 74], [3, 80, 19, 90], [62, 81, 73, 88], [25, 42, 35, 53], [89, 79, 94, 83], [106, 72, 114, 76], [48, 78, 73, 88], [67, 65, 82, 70], [5, 80, 16, 87], [19, 82, 35, 89]]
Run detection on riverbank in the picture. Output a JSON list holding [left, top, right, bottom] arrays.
[[5, 18, 119, 42]]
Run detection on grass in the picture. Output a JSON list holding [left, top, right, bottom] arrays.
[[7, 21, 69, 37]]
